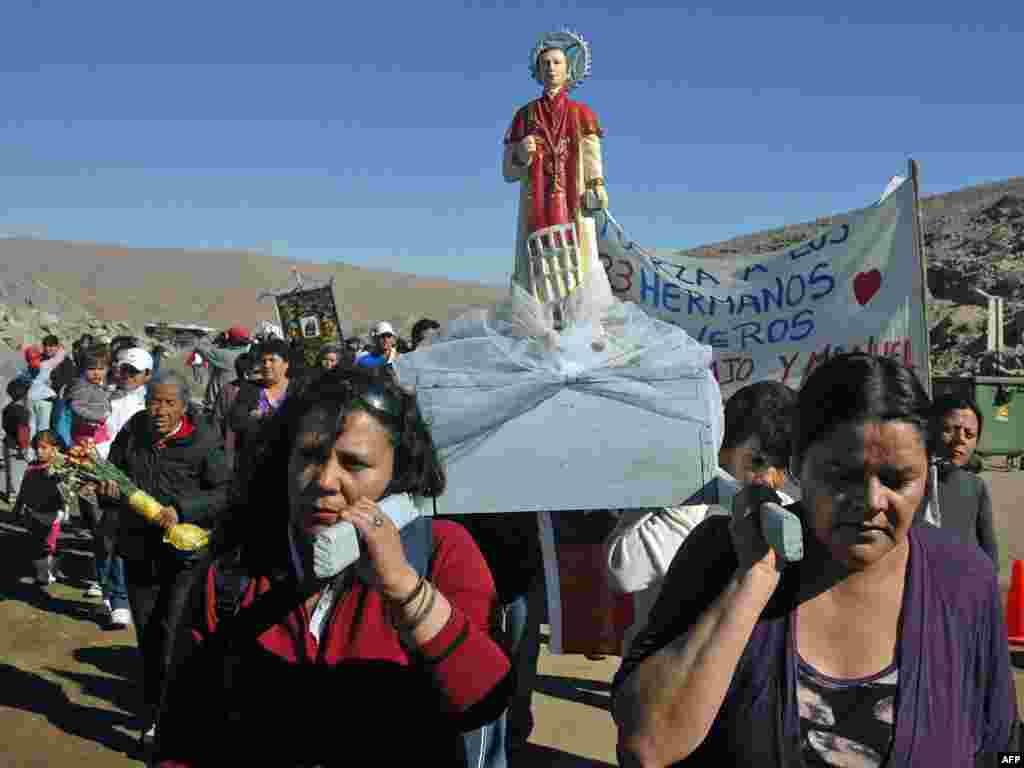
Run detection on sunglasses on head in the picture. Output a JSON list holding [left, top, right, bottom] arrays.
[[349, 383, 404, 423]]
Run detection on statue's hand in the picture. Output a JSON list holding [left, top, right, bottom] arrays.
[[583, 186, 609, 212], [516, 136, 537, 166]]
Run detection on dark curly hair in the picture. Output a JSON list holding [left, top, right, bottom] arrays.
[[722, 381, 796, 468], [410, 318, 441, 350], [253, 338, 291, 365], [794, 353, 931, 465], [6, 378, 31, 402], [217, 366, 445, 559], [80, 344, 112, 369], [929, 394, 984, 451]]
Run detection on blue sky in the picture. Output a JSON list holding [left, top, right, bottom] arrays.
[[1, 1, 1021, 285]]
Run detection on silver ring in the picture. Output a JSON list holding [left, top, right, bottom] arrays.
[[372, 516, 384, 527]]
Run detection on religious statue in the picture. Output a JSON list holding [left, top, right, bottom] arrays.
[[503, 29, 616, 341]]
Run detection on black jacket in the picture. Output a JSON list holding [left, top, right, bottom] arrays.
[[111, 409, 231, 563], [48, 357, 77, 399], [226, 379, 301, 467], [443, 512, 542, 603]]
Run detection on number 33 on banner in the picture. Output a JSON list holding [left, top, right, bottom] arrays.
[[599, 253, 634, 293]]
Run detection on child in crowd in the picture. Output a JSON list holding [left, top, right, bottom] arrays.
[[22, 345, 43, 381], [67, 346, 113, 456], [13, 430, 69, 585], [3, 379, 33, 502]]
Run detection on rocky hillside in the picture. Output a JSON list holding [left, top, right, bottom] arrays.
[[680, 176, 1024, 377], [921, 182, 1024, 375], [0, 271, 150, 397]]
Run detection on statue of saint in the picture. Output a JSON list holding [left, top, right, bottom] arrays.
[[503, 30, 614, 335]]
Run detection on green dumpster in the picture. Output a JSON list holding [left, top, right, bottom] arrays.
[[933, 376, 1024, 458]]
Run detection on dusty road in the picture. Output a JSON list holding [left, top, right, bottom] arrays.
[[0, 466, 1021, 767]]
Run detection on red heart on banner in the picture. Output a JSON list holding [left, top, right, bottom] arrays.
[[853, 269, 882, 305]]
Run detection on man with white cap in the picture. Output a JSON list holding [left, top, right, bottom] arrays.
[[108, 348, 154, 440], [85, 347, 154, 629], [355, 321, 400, 370]]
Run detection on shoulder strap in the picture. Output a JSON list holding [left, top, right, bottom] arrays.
[[210, 518, 434, 633], [198, 521, 436, 728], [212, 551, 251, 620]]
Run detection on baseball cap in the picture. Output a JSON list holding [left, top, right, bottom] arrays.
[[227, 325, 251, 343], [373, 321, 395, 337], [116, 348, 155, 372]]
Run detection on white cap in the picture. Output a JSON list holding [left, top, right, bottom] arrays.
[[373, 321, 395, 336], [116, 347, 154, 372]]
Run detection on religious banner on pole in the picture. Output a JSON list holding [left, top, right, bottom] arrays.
[[273, 280, 343, 368], [595, 175, 929, 399]]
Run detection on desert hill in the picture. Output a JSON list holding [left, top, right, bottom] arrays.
[[2, 174, 1023, 388], [0, 238, 505, 339]]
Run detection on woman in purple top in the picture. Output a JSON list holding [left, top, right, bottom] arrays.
[[613, 353, 1019, 767]]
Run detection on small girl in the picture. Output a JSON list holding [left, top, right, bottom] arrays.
[[67, 345, 113, 456], [13, 430, 69, 585]]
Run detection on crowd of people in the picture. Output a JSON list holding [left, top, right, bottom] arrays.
[[1, 323, 1021, 765]]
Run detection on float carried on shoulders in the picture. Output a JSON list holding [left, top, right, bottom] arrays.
[[395, 28, 724, 515]]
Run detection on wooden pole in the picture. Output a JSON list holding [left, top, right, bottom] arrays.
[[909, 159, 934, 397], [910, 160, 944, 526]]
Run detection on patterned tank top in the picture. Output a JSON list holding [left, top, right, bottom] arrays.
[[797, 653, 898, 767]]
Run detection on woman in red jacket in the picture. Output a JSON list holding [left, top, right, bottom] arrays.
[[155, 367, 512, 767]]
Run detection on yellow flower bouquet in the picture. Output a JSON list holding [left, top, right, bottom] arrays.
[[48, 441, 209, 552]]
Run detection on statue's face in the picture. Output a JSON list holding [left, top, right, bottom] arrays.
[[538, 48, 568, 90]]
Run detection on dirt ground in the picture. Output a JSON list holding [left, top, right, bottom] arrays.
[[0, 464, 1022, 768]]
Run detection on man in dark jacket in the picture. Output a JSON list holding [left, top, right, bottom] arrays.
[[96, 370, 230, 751]]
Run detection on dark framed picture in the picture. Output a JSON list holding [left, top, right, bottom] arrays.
[[274, 283, 342, 367], [301, 316, 320, 338]]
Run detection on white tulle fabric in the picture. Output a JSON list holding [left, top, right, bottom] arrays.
[[395, 278, 722, 466]]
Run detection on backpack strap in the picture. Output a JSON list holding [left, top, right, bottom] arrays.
[[212, 552, 252, 621], [193, 519, 436, 732], [210, 516, 435, 630]]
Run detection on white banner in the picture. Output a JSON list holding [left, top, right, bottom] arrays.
[[596, 176, 929, 397]]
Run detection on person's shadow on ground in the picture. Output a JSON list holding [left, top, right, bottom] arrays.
[[0, 522, 104, 626], [514, 743, 615, 767], [532, 673, 612, 711], [43, 645, 142, 716], [0, 662, 140, 756]]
